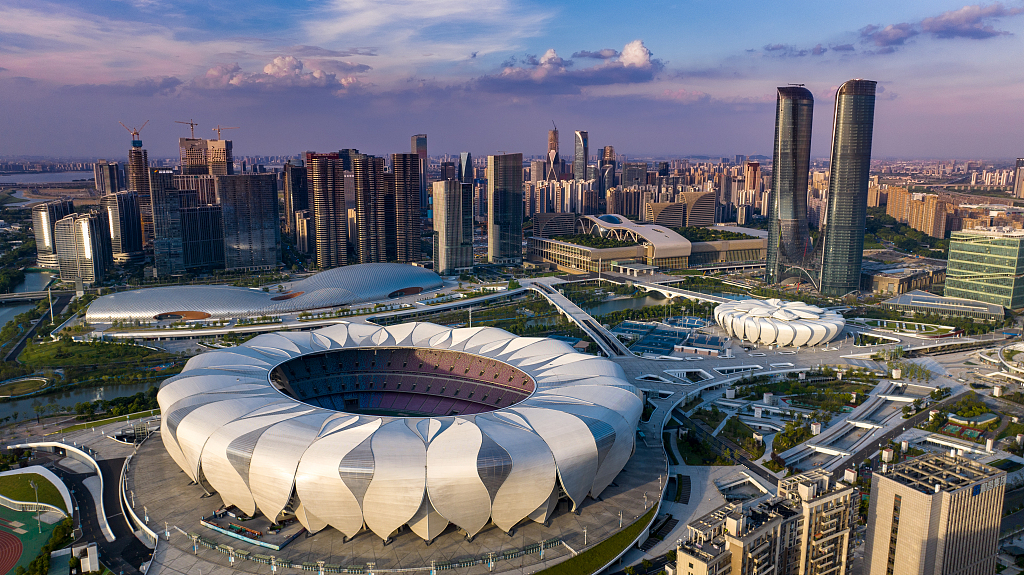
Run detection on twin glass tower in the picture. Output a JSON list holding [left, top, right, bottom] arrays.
[[766, 79, 877, 297]]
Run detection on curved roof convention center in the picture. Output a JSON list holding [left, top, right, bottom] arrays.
[[158, 322, 643, 542], [86, 263, 442, 322], [580, 214, 691, 259], [714, 298, 845, 347]]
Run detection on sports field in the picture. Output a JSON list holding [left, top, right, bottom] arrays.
[[0, 507, 58, 574]]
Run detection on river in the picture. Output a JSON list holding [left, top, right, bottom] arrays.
[[0, 381, 155, 418], [0, 271, 53, 331], [0, 171, 93, 184]]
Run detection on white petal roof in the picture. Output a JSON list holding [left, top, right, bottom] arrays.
[[714, 299, 845, 347], [158, 322, 642, 543]]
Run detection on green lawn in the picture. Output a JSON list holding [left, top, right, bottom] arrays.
[[0, 378, 49, 397], [534, 507, 657, 575], [19, 339, 174, 367], [0, 473, 67, 512], [720, 418, 765, 459]]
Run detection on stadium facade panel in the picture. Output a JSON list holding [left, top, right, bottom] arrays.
[[158, 322, 643, 543]]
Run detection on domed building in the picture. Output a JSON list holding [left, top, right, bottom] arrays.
[[714, 298, 845, 347]]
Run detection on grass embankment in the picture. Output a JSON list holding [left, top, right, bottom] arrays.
[[721, 418, 765, 459], [0, 378, 48, 397], [52, 409, 160, 435], [19, 339, 174, 367], [0, 473, 67, 512], [534, 507, 657, 575], [677, 434, 732, 466]]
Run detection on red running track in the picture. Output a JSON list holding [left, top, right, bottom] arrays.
[[0, 528, 22, 575]]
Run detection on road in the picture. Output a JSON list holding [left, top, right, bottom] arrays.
[[3, 294, 72, 362]]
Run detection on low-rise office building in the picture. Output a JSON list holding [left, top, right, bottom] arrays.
[[880, 289, 1005, 321], [861, 261, 946, 295]]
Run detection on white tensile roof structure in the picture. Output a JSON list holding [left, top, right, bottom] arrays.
[[714, 298, 845, 347], [158, 322, 643, 543]]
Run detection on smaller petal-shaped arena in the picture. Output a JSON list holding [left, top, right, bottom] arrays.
[[158, 322, 643, 543], [714, 298, 845, 347]]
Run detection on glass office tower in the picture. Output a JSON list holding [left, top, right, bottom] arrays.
[[818, 79, 876, 297], [766, 86, 816, 286]]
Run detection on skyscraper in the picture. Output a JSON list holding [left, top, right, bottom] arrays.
[[126, 138, 151, 242], [432, 179, 474, 275], [817, 79, 876, 297], [178, 138, 234, 176], [32, 198, 75, 269], [180, 204, 224, 271], [295, 210, 314, 254], [621, 162, 647, 187], [391, 153, 422, 263], [1014, 158, 1024, 199], [767, 86, 816, 286], [459, 152, 473, 183], [353, 154, 386, 264], [306, 152, 347, 269], [487, 153, 524, 265], [411, 134, 428, 209], [864, 454, 1004, 575], [54, 212, 111, 286], [149, 168, 184, 276], [215, 174, 281, 271], [282, 161, 308, 236], [599, 146, 616, 189], [93, 160, 121, 195], [100, 191, 143, 264], [546, 128, 560, 180], [573, 130, 589, 180]]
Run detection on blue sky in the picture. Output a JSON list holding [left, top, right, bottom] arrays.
[[1, 0, 1022, 160]]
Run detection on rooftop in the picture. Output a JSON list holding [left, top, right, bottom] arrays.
[[881, 453, 1003, 495], [952, 227, 1024, 239], [881, 290, 1004, 316], [550, 234, 638, 249]]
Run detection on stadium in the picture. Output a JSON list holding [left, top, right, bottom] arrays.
[[714, 298, 846, 347], [158, 321, 643, 543], [85, 263, 442, 323]]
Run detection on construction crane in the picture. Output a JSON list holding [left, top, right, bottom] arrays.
[[119, 120, 149, 142], [175, 119, 199, 138], [211, 125, 239, 140]]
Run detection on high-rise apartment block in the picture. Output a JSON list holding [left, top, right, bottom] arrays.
[[432, 179, 474, 275], [677, 469, 856, 575], [886, 188, 948, 238], [93, 160, 122, 195], [282, 161, 308, 235], [54, 212, 112, 286], [487, 153, 524, 265], [573, 130, 589, 180], [32, 198, 75, 269], [945, 228, 1024, 309], [863, 454, 1004, 575], [818, 79, 876, 296], [100, 191, 143, 264], [621, 162, 648, 187], [353, 154, 386, 264], [767, 86, 816, 286], [390, 153, 423, 263], [306, 152, 347, 269], [215, 174, 280, 271]]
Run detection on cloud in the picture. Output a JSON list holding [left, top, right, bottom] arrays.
[[811, 44, 827, 56], [858, 3, 1024, 50], [285, 45, 378, 58], [860, 23, 919, 47], [921, 3, 1024, 39], [759, 43, 809, 57], [190, 56, 358, 91], [573, 48, 619, 59], [475, 40, 661, 95], [832, 44, 856, 52]]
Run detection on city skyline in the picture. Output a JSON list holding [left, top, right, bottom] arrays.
[[1, 1, 1022, 159]]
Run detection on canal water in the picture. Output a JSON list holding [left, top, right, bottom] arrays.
[[0, 271, 53, 331]]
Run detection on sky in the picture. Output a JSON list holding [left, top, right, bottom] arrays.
[[1, 0, 1023, 160]]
